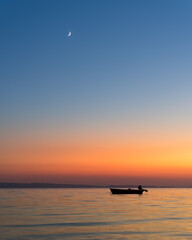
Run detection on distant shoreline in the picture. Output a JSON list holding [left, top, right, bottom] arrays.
[[0, 183, 191, 188]]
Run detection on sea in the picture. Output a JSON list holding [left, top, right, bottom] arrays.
[[1, 188, 192, 239]]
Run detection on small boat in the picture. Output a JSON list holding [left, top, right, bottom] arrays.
[[110, 187, 148, 195]]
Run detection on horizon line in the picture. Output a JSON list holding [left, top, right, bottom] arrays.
[[0, 182, 192, 188]]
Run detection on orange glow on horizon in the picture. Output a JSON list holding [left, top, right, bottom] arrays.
[[1, 132, 192, 185]]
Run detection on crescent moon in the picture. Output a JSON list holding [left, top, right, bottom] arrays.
[[68, 32, 71, 37]]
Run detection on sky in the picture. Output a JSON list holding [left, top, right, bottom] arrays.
[[1, 0, 192, 186]]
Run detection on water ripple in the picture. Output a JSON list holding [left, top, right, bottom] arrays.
[[1, 188, 192, 239]]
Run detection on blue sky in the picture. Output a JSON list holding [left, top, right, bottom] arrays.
[[1, 0, 192, 138]]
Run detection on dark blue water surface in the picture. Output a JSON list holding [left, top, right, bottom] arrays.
[[1, 188, 192, 239]]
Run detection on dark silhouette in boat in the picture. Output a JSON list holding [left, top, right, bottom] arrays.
[[110, 185, 148, 194]]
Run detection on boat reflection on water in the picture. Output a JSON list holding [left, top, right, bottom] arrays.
[[110, 185, 148, 194]]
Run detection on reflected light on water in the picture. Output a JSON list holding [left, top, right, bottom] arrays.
[[1, 188, 192, 239]]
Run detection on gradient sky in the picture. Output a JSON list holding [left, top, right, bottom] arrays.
[[1, 0, 192, 186]]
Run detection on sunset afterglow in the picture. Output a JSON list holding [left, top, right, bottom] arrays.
[[1, 0, 192, 186]]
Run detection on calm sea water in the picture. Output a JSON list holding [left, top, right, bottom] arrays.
[[1, 188, 192, 239]]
